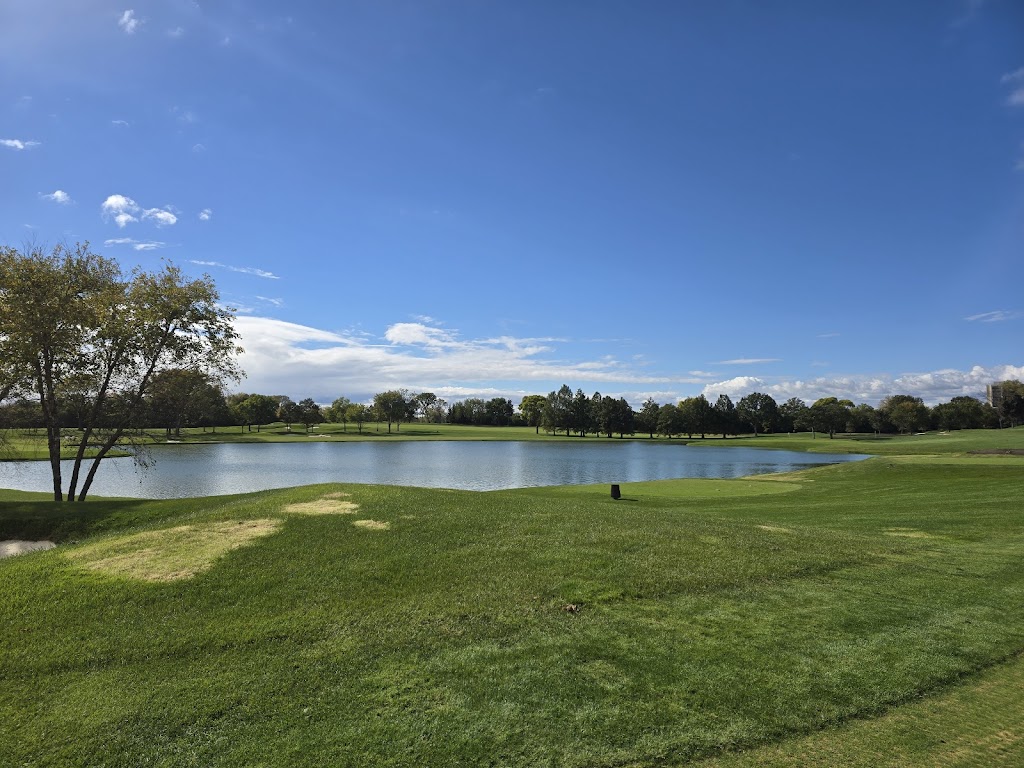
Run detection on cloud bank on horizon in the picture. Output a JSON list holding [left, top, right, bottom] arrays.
[[233, 316, 1021, 407]]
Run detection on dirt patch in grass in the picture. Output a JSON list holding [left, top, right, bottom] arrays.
[[969, 449, 1024, 456], [322, 491, 352, 499], [758, 525, 794, 534], [283, 498, 360, 515], [883, 527, 933, 539], [352, 519, 390, 531], [0, 540, 56, 559], [64, 519, 280, 581]]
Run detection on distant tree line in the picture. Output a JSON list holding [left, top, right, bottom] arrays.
[[5, 379, 1021, 439]]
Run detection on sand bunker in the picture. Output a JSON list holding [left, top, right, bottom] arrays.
[[65, 519, 280, 581], [352, 519, 390, 531], [0, 540, 56, 559], [282, 498, 360, 515]]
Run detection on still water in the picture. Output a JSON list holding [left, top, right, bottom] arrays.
[[0, 441, 869, 498]]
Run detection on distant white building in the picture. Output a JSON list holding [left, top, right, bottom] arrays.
[[986, 383, 1005, 410]]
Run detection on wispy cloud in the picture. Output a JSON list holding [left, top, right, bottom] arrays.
[[168, 26, 185, 38], [190, 260, 280, 279], [104, 238, 167, 252], [118, 10, 141, 35], [1, 138, 40, 151], [817, 332, 840, 339], [1001, 68, 1024, 107], [142, 208, 177, 227], [965, 310, 1022, 323], [198, 208, 212, 221], [714, 358, 782, 365], [256, 296, 285, 307], [111, 119, 130, 127], [41, 190, 72, 204]]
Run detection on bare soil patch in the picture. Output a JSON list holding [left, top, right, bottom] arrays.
[[352, 519, 390, 531], [283, 499, 360, 515], [0, 540, 56, 559], [65, 519, 280, 581]]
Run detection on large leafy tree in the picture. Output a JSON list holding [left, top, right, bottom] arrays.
[[736, 392, 779, 436], [878, 395, 930, 435], [636, 397, 660, 438], [373, 389, 410, 433], [518, 394, 547, 434], [0, 243, 240, 501], [147, 369, 229, 437]]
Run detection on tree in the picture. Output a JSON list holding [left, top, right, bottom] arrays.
[[277, 397, 300, 429], [232, 394, 279, 432], [636, 397, 660, 438], [518, 395, 547, 434], [485, 397, 514, 426], [778, 397, 808, 433], [373, 390, 409, 433], [657, 403, 682, 438], [713, 394, 739, 438], [347, 403, 372, 434], [736, 392, 779, 436], [878, 395, 930, 435], [325, 396, 352, 431], [0, 243, 239, 501], [809, 397, 853, 438], [996, 380, 1024, 428], [413, 392, 438, 422], [932, 396, 985, 431], [297, 398, 323, 432], [147, 369, 228, 437], [544, 385, 574, 436], [571, 389, 590, 437]]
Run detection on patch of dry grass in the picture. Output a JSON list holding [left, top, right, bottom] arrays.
[[64, 519, 280, 581], [352, 519, 390, 531], [282, 498, 359, 515]]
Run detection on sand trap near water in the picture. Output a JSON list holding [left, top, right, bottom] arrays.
[[0, 540, 56, 559], [64, 519, 281, 581]]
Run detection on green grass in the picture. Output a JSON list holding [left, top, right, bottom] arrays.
[[2, 430, 1024, 765]]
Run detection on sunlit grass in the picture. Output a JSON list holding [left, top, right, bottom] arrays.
[[1, 433, 1023, 765]]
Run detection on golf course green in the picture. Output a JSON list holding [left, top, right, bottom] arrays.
[[2, 428, 1023, 766]]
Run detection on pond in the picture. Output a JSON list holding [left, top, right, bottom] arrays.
[[0, 441, 870, 498]]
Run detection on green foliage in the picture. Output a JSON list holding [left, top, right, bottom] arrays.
[[0, 243, 240, 501]]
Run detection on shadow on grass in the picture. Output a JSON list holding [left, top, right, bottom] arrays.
[[0, 497, 185, 542]]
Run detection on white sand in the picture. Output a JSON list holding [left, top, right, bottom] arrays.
[[0, 540, 56, 559]]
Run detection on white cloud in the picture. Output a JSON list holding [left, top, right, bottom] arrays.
[[702, 364, 1024, 406], [232, 317, 674, 402], [190, 260, 280, 279], [118, 10, 141, 34], [142, 208, 178, 227], [111, 119, 130, 127], [104, 238, 167, 251], [168, 26, 185, 38], [199, 208, 212, 221], [965, 310, 1022, 322], [256, 296, 284, 307], [101, 194, 178, 228], [101, 194, 139, 227], [1002, 68, 1024, 84], [41, 190, 72, 204], [1008, 90, 1024, 107], [714, 358, 782, 365], [817, 332, 840, 339], [1, 138, 40, 150], [192, 143, 206, 153]]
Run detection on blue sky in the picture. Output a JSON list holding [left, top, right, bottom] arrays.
[[2, 1, 1022, 407]]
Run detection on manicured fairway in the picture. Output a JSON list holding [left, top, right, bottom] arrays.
[[1, 429, 1023, 766]]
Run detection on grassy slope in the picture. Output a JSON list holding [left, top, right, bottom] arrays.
[[1, 429, 1023, 766]]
